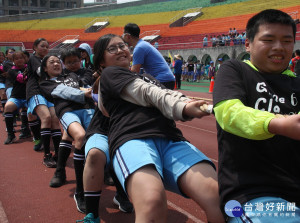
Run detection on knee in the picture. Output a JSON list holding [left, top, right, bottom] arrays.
[[86, 149, 106, 167], [74, 133, 85, 146], [135, 190, 167, 215], [40, 114, 51, 126]]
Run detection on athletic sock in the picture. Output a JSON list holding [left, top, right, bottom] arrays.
[[4, 112, 14, 134], [51, 129, 62, 155], [28, 119, 41, 140], [74, 148, 85, 193], [85, 191, 101, 218], [41, 128, 51, 155], [20, 110, 29, 131], [56, 140, 72, 171]]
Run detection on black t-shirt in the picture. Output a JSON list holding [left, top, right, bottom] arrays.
[[187, 63, 194, 72], [100, 66, 186, 159], [85, 107, 109, 140], [26, 55, 42, 101], [40, 72, 95, 119], [63, 68, 94, 88], [8, 66, 27, 99], [213, 59, 300, 210]]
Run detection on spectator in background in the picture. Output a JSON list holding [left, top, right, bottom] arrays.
[[122, 23, 175, 89], [173, 54, 183, 89], [211, 36, 217, 47], [203, 35, 208, 47], [154, 41, 159, 49], [208, 61, 215, 81], [290, 49, 300, 76], [216, 58, 223, 78], [78, 43, 94, 71]]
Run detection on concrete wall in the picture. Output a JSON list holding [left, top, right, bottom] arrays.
[[160, 41, 300, 64]]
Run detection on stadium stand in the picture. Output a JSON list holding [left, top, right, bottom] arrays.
[[0, 0, 299, 52]]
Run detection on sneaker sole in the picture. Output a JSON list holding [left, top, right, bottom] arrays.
[[4, 138, 17, 145], [113, 196, 134, 213], [73, 194, 85, 214]]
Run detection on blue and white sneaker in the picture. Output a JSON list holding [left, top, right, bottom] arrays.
[[76, 213, 100, 223]]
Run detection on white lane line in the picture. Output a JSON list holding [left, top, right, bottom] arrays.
[[0, 201, 9, 223], [176, 123, 217, 134], [167, 200, 205, 223]]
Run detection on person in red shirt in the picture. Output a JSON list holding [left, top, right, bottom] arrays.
[[290, 49, 300, 73]]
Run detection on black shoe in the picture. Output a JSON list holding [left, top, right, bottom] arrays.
[[74, 192, 86, 213], [4, 134, 16, 145], [33, 139, 43, 151], [49, 169, 66, 188], [43, 153, 57, 168], [113, 194, 134, 213], [104, 171, 115, 186], [19, 129, 32, 139]]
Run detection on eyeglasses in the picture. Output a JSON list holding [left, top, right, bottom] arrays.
[[106, 43, 128, 54], [122, 33, 130, 39], [65, 60, 80, 66]]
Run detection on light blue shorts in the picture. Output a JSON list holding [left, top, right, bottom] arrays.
[[27, 94, 54, 115], [7, 98, 28, 110], [85, 133, 110, 167], [113, 137, 214, 196], [6, 87, 12, 99], [60, 109, 95, 132], [0, 83, 5, 89], [227, 197, 300, 223]]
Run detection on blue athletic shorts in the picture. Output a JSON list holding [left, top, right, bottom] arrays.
[[227, 197, 300, 223], [0, 83, 5, 89], [6, 87, 12, 99], [27, 94, 54, 115], [85, 133, 110, 167], [60, 108, 95, 132], [7, 98, 28, 110], [113, 137, 214, 196]]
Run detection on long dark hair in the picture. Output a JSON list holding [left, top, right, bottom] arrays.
[[40, 55, 60, 81], [33, 38, 48, 50]]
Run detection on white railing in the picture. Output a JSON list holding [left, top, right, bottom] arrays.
[[169, 7, 202, 24], [49, 35, 80, 49], [0, 42, 25, 51], [84, 17, 109, 30], [140, 30, 160, 39], [288, 11, 298, 20]]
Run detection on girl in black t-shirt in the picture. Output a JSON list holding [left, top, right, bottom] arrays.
[[26, 38, 61, 168], [94, 34, 225, 223], [39, 54, 95, 214], [4, 51, 31, 144]]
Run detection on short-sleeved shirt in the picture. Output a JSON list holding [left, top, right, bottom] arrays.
[[8, 66, 27, 99], [40, 72, 95, 119], [133, 39, 175, 82], [100, 66, 185, 159], [173, 59, 183, 74], [213, 59, 300, 210], [26, 55, 43, 101]]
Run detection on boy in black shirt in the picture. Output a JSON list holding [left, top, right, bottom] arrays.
[[213, 9, 300, 222]]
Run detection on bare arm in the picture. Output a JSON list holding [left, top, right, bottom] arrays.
[[268, 115, 300, 140], [131, 64, 142, 74]]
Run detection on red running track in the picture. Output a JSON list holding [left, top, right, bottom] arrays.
[[0, 91, 219, 223]]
